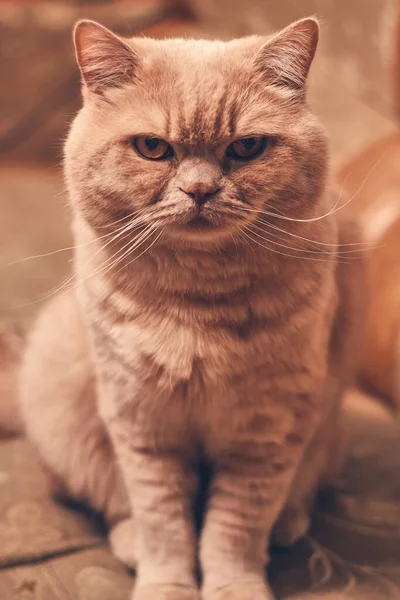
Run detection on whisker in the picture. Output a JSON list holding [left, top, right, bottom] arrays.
[[115, 226, 165, 275], [100, 226, 165, 283], [232, 225, 256, 255], [249, 221, 370, 258], [96, 213, 136, 229], [6, 213, 145, 267], [240, 225, 351, 264], [257, 217, 371, 249], [10, 216, 148, 309], [244, 223, 335, 257], [85, 223, 156, 281], [241, 150, 387, 225], [249, 223, 325, 255], [70, 214, 148, 269]]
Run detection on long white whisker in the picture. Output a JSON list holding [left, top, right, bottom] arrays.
[[233, 225, 255, 254], [71, 214, 148, 270], [6, 213, 146, 267], [244, 223, 336, 257], [257, 218, 371, 249], [35, 223, 153, 306], [240, 225, 350, 264], [10, 217, 148, 309], [87, 224, 156, 280], [114, 227, 165, 276], [96, 211, 135, 229], [242, 150, 387, 225], [250, 221, 370, 258], [249, 224, 326, 255]]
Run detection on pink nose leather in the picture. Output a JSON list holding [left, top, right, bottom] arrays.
[[179, 182, 219, 206]]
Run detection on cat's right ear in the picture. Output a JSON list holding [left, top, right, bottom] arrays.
[[73, 20, 139, 95], [255, 18, 319, 93]]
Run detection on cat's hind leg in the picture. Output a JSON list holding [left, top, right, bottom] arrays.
[[272, 398, 343, 547], [18, 291, 130, 526]]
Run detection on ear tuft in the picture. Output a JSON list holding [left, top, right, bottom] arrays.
[[256, 18, 319, 92], [73, 20, 139, 94]]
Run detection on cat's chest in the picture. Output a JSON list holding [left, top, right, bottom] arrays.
[[84, 281, 246, 387], [110, 313, 233, 385]]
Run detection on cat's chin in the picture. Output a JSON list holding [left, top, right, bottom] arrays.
[[184, 216, 215, 230], [167, 218, 232, 245]]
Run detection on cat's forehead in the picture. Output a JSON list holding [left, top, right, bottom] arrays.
[[131, 36, 262, 67], [128, 36, 274, 144]]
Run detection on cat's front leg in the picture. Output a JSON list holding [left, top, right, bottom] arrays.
[[199, 463, 276, 600], [95, 371, 200, 600], [200, 395, 319, 600]]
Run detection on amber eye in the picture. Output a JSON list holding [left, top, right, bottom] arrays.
[[133, 136, 173, 160], [226, 136, 265, 160]]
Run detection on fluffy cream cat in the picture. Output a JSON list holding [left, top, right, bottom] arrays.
[[15, 17, 365, 600]]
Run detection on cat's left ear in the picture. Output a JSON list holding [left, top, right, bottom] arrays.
[[256, 18, 319, 92], [74, 20, 140, 95]]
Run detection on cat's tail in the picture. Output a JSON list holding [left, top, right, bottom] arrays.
[[0, 319, 26, 436]]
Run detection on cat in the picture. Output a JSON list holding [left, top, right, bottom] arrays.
[[15, 17, 365, 600]]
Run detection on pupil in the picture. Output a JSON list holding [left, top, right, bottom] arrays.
[[146, 137, 159, 151], [241, 138, 256, 150]]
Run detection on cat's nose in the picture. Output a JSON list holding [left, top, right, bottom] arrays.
[[179, 183, 220, 206]]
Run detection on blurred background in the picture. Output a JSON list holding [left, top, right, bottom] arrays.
[[2, 1, 400, 598]]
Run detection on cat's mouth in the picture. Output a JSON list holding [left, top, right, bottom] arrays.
[[170, 209, 230, 241]]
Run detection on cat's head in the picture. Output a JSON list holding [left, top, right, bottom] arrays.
[[65, 18, 328, 248]]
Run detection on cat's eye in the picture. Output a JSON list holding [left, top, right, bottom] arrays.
[[133, 136, 173, 160], [226, 136, 266, 160]]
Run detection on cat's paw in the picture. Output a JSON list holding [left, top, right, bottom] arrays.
[[133, 584, 200, 600], [272, 505, 310, 547], [109, 518, 137, 569], [203, 583, 274, 600]]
